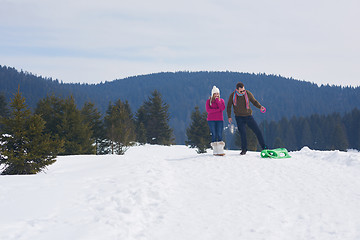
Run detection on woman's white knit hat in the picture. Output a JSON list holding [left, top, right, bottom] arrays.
[[211, 86, 220, 97]]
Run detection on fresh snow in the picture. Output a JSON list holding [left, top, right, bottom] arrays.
[[1, 145, 360, 240]]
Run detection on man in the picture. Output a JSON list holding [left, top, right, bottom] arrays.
[[227, 82, 266, 155]]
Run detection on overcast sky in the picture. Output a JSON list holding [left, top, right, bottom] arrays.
[[1, 0, 359, 86]]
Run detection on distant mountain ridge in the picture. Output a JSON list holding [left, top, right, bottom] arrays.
[[1, 65, 360, 144]]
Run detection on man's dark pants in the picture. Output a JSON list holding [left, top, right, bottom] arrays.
[[235, 115, 266, 151]]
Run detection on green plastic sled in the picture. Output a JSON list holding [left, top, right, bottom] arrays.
[[260, 148, 291, 159]]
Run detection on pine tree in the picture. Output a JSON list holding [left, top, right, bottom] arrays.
[[36, 95, 94, 155], [135, 105, 148, 144], [0, 93, 9, 132], [343, 108, 360, 150], [35, 95, 64, 137], [81, 102, 105, 154], [260, 120, 277, 149], [0, 91, 63, 175], [140, 90, 174, 145], [331, 123, 349, 151], [185, 106, 211, 153], [279, 118, 297, 150], [273, 137, 284, 148], [60, 96, 94, 155], [104, 100, 136, 154], [299, 119, 313, 148], [310, 114, 323, 150], [351, 109, 360, 150], [136, 122, 147, 145]]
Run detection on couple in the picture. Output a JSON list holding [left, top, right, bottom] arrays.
[[205, 82, 267, 156]]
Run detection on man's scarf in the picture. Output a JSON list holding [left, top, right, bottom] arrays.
[[233, 90, 249, 109]]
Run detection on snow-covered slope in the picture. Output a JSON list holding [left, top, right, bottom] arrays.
[[1, 145, 360, 240]]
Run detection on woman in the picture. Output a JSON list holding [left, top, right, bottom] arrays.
[[206, 86, 226, 155]]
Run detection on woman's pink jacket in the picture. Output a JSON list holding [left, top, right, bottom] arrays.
[[206, 98, 225, 121]]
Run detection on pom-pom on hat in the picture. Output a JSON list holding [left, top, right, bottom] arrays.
[[211, 86, 220, 96]]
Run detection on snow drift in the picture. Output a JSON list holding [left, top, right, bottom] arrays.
[[0, 145, 359, 240]]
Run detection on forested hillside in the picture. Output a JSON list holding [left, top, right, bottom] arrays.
[[221, 109, 360, 151], [1, 65, 360, 144]]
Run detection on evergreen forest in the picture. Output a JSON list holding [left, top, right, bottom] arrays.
[[223, 108, 360, 151], [0, 90, 173, 174], [1, 65, 360, 151]]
